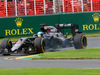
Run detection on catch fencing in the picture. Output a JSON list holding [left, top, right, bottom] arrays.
[[0, 0, 100, 17]]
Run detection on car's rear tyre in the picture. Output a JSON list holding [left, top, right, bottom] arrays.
[[34, 38, 45, 53], [73, 34, 87, 49], [0, 39, 12, 56]]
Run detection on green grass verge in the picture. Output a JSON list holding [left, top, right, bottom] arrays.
[[0, 68, 100, 75], [0, 36, 24, 42], [68, 32, 100, 37], [84, 32, 100, 37], [38, 48, 100, 59]]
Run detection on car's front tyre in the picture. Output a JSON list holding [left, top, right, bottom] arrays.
[[0, 39, 12, 56], [34, 38, 45, 53]]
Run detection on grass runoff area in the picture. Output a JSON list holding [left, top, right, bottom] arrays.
[[84, 32, 100, 37], [38, 48, 100, 59], [0, 68, 100, 75]]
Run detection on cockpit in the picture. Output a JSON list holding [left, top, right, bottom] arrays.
[[41, 26, 58, 33]]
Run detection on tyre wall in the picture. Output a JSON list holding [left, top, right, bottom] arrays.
[[0, 12, 100, 37]]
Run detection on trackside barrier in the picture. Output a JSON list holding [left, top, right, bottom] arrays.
[[0, 12, 100, 37], [0, 0, 100, 17], [0, 14, 59, 37]]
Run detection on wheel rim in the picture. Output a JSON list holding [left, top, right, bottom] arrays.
[[41, 38, 45, 53], [81, 35, 87, 48]]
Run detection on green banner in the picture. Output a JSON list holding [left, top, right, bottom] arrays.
[[0, 14, 59, 37], [0, 12, 100, 37], [60, 12, 100, 33]]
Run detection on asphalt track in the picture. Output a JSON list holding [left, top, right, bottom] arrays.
[[0, 37, 100, 69]]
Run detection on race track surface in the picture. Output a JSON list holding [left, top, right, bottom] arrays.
[[0, 59, 100, 69], [0, 37, 100, 69], [46, 37, 100, 52]]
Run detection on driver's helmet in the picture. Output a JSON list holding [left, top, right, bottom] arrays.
[[37, 31, 43, 37]]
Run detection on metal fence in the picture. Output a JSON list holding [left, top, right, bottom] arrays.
[[0, 0, 100, 17]]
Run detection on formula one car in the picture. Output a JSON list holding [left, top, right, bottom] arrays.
[[0, 23, 87, 55], [0, 37, 45, 56], [39, 23, 87, 49]]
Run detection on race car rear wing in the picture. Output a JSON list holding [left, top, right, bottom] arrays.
[[55, 23, 82, 37]]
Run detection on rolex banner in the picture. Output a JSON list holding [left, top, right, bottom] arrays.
[[60, 12, 100, 33], [0, 15, 59, 37], [0, 12, 100, 37]]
